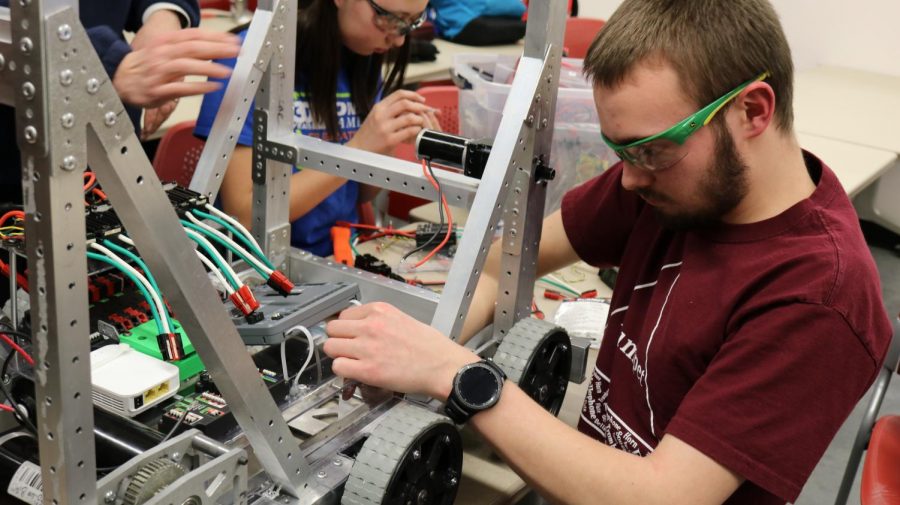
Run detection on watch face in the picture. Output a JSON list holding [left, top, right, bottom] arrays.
[[457, 364, 501, 409]]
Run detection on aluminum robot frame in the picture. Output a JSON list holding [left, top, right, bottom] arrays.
[[0, 0, 575, 502]]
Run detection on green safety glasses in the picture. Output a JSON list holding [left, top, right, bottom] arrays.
[[601, 71, 770, 171]]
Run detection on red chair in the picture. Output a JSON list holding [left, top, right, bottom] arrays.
[[199, 0, 257, 11], [861, 415, 900, 505], [564, 17, 605, 59], [153, 120, 204, 187], [389, 86, 459, 220]]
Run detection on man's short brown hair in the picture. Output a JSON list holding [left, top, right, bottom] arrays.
[[584, 0, 794, 131]]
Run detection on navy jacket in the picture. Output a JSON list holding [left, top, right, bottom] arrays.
[[0, 0, 200, 205]]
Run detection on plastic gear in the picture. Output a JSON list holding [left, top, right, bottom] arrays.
[[122, 457, 187, 505], [342, 402, 462, 505], [493, 317, 571, 415]]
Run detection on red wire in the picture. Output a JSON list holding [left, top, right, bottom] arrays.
[[412, 160, 453, 269], [83, 171, 96, 191], [0, 258, 29, 292], [0, 333, 34, 366], [0, 403, 13, 412], [92, 188, 108, 201], [0, 210, 24, 227]]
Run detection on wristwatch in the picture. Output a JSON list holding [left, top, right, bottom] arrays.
[[444, 359, 507, 425]]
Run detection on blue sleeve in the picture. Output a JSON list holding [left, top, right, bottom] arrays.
[[86, 26, 132, 79], [194, 33, 255, 145], [129, 1, 201, 31]]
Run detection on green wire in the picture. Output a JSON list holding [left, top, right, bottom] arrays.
[[539, 277, 581, 296], [102, 240, 174, 332], [86, 252, 165, 334], [182, 229, 241, 291], [181, 220, 269, 280], [191, 209, 276, 270], [350, 232, 360, 258]]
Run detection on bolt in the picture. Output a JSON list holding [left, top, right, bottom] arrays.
[[0, 54, 6, 71], [104, 111, 117, 126], [61, 112, 74, 129], [57, 24, 72, 41], [316, 470, 327, 479], [331, 458, 342, 467], [19, 0, 31, 6], [60, 69, 73, 86], [541, 118, 548, 129], [104, 490, 116, 503], [19, 37, 32, 55], [560, 344, 568, 353], [449, 476, 458, 487], [23, 126, 37, 143], [417, 490, 429, 505], [86, 78, 99, 94], [170, 452, 181, 462], [510, 228, 517, 237], [21, 82, 34, 100], [61, 155, 76, 171], [411, 449, 421, 461], [526, 115, 534, 126], [535, 94, 541, 103]]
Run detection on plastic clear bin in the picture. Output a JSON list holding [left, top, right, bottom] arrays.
[[453, 54, 617, 213]]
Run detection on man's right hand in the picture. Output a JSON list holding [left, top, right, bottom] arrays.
[[113, 28, 240, 108]]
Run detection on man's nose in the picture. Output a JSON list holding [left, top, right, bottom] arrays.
[[620, 161, 654, 191]]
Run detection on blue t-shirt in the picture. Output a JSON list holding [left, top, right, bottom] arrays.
[[195, 33, 370, 257]]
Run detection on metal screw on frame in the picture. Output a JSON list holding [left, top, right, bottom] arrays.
[[18, 37, 32, 55], [104, 111, 117, 126], [86, 78, 100, 94], [23, 126, 37, 144], [61, 113, 75, 129], [60, 69, 73, 86], [57, 24, 72, 41], [61, 155, 77, 171]]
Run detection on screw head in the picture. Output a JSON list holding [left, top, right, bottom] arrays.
[[86, 78, 100, 94], [170, 452, 181, 462], [59, 69, 73, 86], [316, 470, 327, 479], [57, 24, 72, 41], [61, 112, 75, 129], [104, 490, 116, 503], [23, 126, 37, 143], [19, 37, 32, 55], [331, 458, 342, 466], [104, 111, 117, 126], [411, 449, 421, 461], [21, 82, 35, 100], [61, 155, 76, 171], [0, 54, 6, 72]]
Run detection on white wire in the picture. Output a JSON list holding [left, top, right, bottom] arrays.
[[205, 203, 265, 258], [186, 213, 273, 276], [183, 228, 243, 287], [349, 299, 362, 306], [121, 233, 234, 296], [544, 273, 581, 296], [195, 252, 234, 296], [287, 325, 316, 390], [89, 242, 170, 334]]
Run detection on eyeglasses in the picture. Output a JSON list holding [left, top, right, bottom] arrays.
[[601, 71, 770, 172], [365, 0, 427, 37]]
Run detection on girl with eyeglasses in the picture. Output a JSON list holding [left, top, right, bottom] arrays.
[[195, 0, 433, 257]]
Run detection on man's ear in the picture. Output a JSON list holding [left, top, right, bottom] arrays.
[[733, 82, 775, 139]]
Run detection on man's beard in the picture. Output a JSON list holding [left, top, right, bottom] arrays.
[[644, 124, 750, 231]]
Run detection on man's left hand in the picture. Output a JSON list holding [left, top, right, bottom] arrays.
[[324, 302, 479, 401]]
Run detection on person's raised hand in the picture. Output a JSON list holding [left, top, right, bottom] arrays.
[[347, 90, 437, 154], [324, 302, 478, 400], [113, 28, 241, 109]]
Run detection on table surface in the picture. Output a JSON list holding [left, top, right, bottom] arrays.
[[794, 66, 900, 154]]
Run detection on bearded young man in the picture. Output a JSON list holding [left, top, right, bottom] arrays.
[[322, 1, 892, 503]]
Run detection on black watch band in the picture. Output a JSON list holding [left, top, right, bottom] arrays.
[[444, 359, 507, 425]]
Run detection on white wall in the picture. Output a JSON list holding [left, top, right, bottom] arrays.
[[576, 0, 900, 77]]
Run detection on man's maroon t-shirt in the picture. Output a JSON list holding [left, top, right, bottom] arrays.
[[561, 152, 891, 504]]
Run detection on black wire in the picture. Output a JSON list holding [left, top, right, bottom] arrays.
[[402, 159, 446, 261], [160, 403, 194, 443], [0, 323, 32, 342], [1, 349, 36, 434]]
